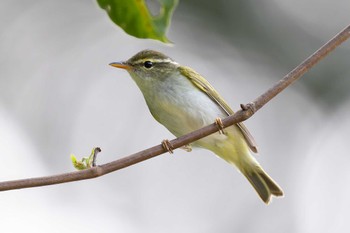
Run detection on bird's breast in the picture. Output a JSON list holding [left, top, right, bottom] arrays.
[[143, 74, 227, 137]]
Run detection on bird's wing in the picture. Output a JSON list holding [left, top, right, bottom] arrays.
[[179, 66, 258, 153]]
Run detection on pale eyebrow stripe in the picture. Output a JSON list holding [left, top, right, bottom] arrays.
[[134, 58, 179, 66]]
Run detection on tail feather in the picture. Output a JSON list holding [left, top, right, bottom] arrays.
[[260, 171, 284, 197], [243, 166, 284, 204], [206, 128, 283, 204]]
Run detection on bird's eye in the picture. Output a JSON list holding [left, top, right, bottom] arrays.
[[143, 61, 153, 69]]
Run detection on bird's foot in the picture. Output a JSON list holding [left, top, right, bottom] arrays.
[[215, 117, 226, 134], [162, 139, 174, 154]]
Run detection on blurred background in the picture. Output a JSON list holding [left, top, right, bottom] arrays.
[[0, 0, 349, 232]]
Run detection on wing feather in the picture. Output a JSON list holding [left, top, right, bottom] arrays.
[[179, 66, 258, 153]]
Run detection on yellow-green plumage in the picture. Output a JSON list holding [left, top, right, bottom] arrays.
[[110, 50, 283, 204]]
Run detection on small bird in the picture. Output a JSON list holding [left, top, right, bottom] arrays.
[[110, 50, 283, 204]]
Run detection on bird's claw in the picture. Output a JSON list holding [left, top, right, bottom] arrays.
[[162, 139, 174, 154], [215, 117, 226, 134]]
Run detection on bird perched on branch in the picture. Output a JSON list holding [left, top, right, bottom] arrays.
[[110, 50, 283, 204]]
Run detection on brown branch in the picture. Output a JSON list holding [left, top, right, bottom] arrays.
[[1, 24, 349, 192]]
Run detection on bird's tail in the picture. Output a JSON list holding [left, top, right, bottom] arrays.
[[200, 127, 283, 204], [240, 162, 284, 204], [216, 146, 284, 204]]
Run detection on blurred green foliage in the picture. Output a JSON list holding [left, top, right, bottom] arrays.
[[97, 0, 178, 43]]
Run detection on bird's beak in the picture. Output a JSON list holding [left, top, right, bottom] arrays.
[[109, 61, 131, 70]]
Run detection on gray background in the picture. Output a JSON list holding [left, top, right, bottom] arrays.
[[1, 0, 350, 232]]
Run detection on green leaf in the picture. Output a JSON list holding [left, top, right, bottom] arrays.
[[97, 0, 178, 43], [70, 147, 101, 170]]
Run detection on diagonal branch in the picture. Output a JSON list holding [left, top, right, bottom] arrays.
[[0, 24, 349, 192]]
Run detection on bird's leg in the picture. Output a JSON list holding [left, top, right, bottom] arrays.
[[215, 117, 226, 135], [162, 139, 174, 154]]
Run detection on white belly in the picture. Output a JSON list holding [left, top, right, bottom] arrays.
[[142, 73, 227, 137]]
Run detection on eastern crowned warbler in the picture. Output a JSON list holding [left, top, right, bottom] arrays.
[[110, 50, 283, 204]]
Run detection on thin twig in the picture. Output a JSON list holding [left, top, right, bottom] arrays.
[[0, 24, 349, 192]]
